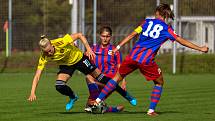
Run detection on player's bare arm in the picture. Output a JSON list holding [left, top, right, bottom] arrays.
[[71, 33, 95, 60], [176, 37, 209, 53], [113, 31, 138, 53], [28, 69, 43, 102]]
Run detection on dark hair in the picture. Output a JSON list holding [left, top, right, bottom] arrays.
[[99, 26, 112, 36], [155, 3, 174, 20]]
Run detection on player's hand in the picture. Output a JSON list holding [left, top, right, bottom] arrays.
[[27, 93, 37, 102], [200, 46, 209, 53], [86, 49, 96, 60]]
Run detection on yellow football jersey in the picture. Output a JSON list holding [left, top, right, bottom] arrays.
[[37, 34, 83, 70]]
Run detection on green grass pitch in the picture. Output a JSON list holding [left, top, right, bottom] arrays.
[[0, 72, 215, 121]]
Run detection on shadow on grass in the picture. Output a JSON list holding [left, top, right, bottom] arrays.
[[42, 110, 183, 115], [118, 110, 183, 115], [38, 111, 183, 115], [39, 111, 88, 115], [158, 111, 184, 115], [59, 112, 88, 114]]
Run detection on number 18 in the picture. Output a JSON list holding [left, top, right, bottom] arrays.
[[142, 21, 163, 39]]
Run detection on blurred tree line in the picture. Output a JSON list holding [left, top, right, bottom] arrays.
[[0, 0, 214, 50]]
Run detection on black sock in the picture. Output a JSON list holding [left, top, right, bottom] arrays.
[[55, 80, 75, 99], [115, 85, 127, 97]]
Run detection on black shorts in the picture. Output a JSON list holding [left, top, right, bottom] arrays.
[[57, 55, 97, 76]]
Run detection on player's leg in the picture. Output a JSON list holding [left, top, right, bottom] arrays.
[[86, 75, 100, 101], [147, 75, 164, 116], [90, 68, 136, 105], [85, 75, 100, 112], [77, 55, 136, 105], [139, 62, 163, 116], [95, 56, 138, 104], [56, 65, 78, 111], [74, 55, 114, 103], [94, 72, 125, 103], [105, 105, 124, 113], [73, 55, 103, 101], [85, 77, 126, 113]]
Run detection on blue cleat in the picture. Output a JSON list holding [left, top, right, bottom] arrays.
[[125, 92, 137, 106], [129, 98, 137, 106], [66, 95, 78, 111]]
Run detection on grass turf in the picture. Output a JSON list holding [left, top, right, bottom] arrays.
[[0, 73, 215, 121]]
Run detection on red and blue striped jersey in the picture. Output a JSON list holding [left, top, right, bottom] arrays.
[[92, 44, 122, 78], [129, 18, 179, 64]]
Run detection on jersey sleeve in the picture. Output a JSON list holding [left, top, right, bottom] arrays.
[[37, 53, 47, 70], [167, 26, 179, 42], [63, 34, 74, 44], [51, 34, 74, 47]]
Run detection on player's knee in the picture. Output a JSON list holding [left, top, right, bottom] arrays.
[[55, 80, 66, 91], [154, 79, 164, 85], [153, 75, 164, 85], [158, 81, 164, 85], [114, 73, 123, 83]]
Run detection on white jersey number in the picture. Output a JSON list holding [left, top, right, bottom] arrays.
[[142, 21, 163, 39]]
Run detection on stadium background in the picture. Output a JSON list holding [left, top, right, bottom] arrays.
[[0, 0, 215, 73], [0, 1, 215, 121]]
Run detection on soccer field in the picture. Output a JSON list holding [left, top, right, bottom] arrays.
[[0, 73, 215, 121]]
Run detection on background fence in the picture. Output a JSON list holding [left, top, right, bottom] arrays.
[[1, 0, 215, 51], [0, 0, 215, 73]]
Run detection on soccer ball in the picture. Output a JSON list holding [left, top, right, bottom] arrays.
[[91, 101, 107, 114]]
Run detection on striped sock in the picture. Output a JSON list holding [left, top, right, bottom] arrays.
[[105, 106, 119, 112], [98, 79, 117, 100], [149, 85, 163, 110], [87, 83, 100, 100]]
